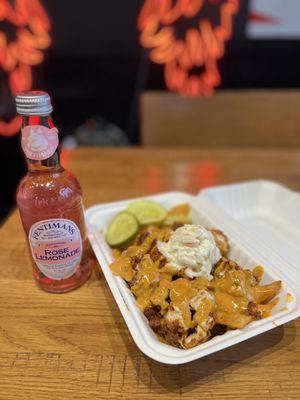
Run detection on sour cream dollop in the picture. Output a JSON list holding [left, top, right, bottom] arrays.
[[157, 225, 221, 279]]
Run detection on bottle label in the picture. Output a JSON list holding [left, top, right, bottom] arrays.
[[29, 218, 83, 280], [21, 125, 59, 160]]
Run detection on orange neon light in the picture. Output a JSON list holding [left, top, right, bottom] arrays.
[[138, 0, 239, 96], [0, 0, 51, 137]]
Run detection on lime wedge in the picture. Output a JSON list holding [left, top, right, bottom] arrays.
[[106, 211, 139, 247], [127, 200, 167, 226]]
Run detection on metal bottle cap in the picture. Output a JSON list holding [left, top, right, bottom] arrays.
[[15, 91, 53, 116]]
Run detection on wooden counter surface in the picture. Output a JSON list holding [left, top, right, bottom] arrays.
[[1, 147, 300, 400]]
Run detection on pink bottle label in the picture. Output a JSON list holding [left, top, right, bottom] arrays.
[[29, 219, 82, 280], [21, 125, 59, 160]]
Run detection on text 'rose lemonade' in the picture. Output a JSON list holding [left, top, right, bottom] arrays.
[[16, 91, 92, 293]]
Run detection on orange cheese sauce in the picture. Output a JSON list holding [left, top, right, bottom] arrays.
[[109, 225, 282, 348]]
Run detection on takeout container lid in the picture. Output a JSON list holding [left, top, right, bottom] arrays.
[[86, 180, 300, 364]]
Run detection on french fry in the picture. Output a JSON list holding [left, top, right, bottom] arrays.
[[254, 281, 282, 304], [167, 204, 190, 217]]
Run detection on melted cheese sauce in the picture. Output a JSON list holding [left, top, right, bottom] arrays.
[[109, 226, 281, 348]]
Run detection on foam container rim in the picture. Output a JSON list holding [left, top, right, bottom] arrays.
[[85, 190, 300, 365]]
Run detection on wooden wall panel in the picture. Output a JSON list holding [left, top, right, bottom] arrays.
[[140, 90, 300, 147]]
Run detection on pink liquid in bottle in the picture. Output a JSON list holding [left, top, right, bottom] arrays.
[[16, 91, 92, 293]]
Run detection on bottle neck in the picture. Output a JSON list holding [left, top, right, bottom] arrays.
[[22, 115, 62, 173]]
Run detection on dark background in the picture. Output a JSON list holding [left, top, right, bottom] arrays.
[[1, 0, 300, 221]]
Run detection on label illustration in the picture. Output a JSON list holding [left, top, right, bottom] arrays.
[[21, 125, 58, 160], [29, 218, 82, 280]]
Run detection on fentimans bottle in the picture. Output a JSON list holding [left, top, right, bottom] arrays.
[[16, 91, 92, 293]]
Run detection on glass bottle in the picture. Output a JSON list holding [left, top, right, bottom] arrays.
[[16, 91, 92, 293]]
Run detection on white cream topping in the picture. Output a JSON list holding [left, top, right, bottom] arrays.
[[157, 224, 221, 279]]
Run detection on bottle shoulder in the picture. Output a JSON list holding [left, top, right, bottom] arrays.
[[19, 168, 80, 188], [17, 169, 83, 209]]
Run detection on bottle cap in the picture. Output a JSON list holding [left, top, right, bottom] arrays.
[[15, 91, 53, 116]]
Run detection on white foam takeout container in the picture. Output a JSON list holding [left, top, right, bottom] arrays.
[[85, 180, 300, 365]]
